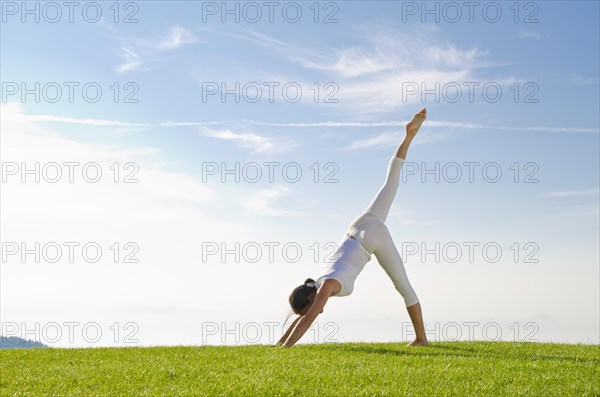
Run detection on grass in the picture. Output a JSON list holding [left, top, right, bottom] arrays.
[[1, 341, 598, 396]]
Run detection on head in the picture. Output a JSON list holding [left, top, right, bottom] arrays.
[[289, 278, 317, 315]]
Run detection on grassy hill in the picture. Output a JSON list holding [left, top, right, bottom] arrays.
[[0, 341, 598, 396]]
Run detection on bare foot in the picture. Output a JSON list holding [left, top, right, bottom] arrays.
[[407, 339, 429, 347], [406, 108, 427, 138]]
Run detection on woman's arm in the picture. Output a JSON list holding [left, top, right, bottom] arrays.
[[275, 315, 302, 346], [281, 316, 315, 348], [281, 282, 335, 348]]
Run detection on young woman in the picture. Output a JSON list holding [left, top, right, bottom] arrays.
[[277, 108, 428, 348]]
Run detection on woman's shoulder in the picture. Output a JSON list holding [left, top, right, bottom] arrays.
[[317, 278, 342, 296]]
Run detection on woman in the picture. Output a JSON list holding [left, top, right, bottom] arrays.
[[277, 108, 428, 348]]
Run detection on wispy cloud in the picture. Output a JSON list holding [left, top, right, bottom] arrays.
[[248, 120, 484, 129], [16, 107, 600, 137], [344, 131, 451, 151], [345, 132, 403, 151], [29, 113, 151, 127], [244, 187, 306, 216], [496, 126, 600, 133], [114, 25, 198, 73], [389, 209, 439, 226], [1, 102, 219, 212], [0, 102, 262, 326], [301, 42, 491, 79], [228, 26, 512, 113], [542, 189, 600, 198], [160, 121, 224, 127], [222, 28, 328, 67], [156, 25, 199, 50], [199, 127, 296, 155], [116, 46, 142, 74], [568, 72, 599, 86], [518, 30, 542, 40], [26, 113, 221, 128]]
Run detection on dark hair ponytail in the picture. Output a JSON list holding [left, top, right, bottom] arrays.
[[289, 278, 318, 314]]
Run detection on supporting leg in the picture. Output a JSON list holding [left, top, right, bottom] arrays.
[[370, 222, 428, 346], [406, 302, 428, 346]]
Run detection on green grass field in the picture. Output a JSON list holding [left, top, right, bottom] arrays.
[[1, 341, 598, 396]]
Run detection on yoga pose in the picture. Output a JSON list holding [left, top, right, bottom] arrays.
[[277, 108, 428, 348]]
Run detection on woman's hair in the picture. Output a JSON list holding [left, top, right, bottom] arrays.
[[288, 278, 317, 314]]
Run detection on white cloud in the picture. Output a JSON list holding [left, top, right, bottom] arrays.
[[29, 111, 151, 127], [249, 120, 484, 129], [1, 102, 261, 333], [302, 42, 490, 80], [497, 126, 599, 133], [243, 187, 306, 216], [300, 46, 402, 78], [115, 25, 198, 73], [160, 121, 224, 127], [251, 120, 597, 134], [0, 102, 221, 218], [542, 189, 600, 198], [518, 30, 542, 40], [345, 131, 403, 151], [389, 209, 438, 226], [156, 25, 199, 50], [116, 46, 143, 73], [199, 127, 296, 155], [568, 72, 598, 86], [233, 27, 506, 113], [13, 108, 598, 159], [343, 130, 451, 151], [24, 113, 222, 129]]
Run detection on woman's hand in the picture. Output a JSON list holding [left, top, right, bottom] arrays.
[[275, 315, 302, 347]]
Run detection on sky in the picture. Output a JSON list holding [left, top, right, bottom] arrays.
[[0, 1, 598, 347]]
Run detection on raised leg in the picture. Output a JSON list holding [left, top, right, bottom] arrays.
[[362, 155, 405, 224], [355, 108, 427, 224], [397, 107, 426, 160]]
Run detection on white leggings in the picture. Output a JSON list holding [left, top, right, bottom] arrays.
[[346, 155, 419, 307]]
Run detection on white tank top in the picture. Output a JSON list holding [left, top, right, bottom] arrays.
[[315, 234, 372, 296]]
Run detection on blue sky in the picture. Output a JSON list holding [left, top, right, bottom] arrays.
[[1, 1, 599, 346]]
